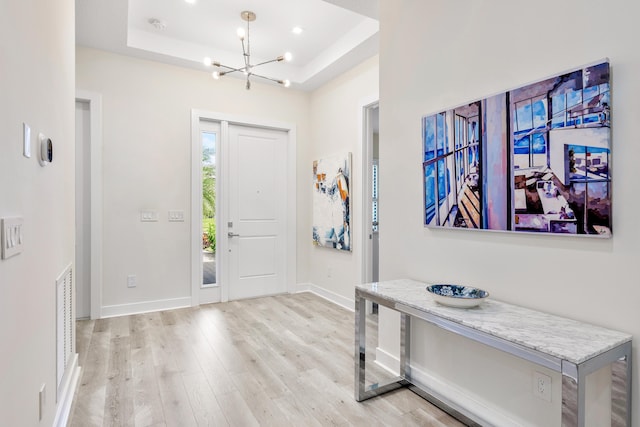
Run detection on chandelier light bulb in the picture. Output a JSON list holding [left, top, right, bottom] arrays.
[[284, 52, 292, 62], [212, 71, 220, 79], [237, 27, 245, 40], [283, 79, 291, 88], [203, 57, 212, 67]]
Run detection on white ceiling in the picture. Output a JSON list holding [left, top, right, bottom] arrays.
[[76, 0, 379, 91]]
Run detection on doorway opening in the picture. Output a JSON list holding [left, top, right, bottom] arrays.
[[75, 99, 91, 319], [75, 91, 103, 320], [361, 99, 380, 285], [191, 111, 297, 306]]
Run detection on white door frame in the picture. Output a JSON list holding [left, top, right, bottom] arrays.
[[75, 90, 103, 319], [190, 110, 297, 305], [359, 95, 379, 284]]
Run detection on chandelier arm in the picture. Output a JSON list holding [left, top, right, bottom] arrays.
[[251, 72, 285, 85], [252, 58, 282, 68], [246, 16, 251, 63], [216, 64, 244, 72], [220, 70, 242, 76], [240, 38, 250, 68]]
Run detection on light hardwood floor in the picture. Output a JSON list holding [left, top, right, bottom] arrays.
[[68, 292, 465, 426]]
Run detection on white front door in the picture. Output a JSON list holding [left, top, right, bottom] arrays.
[[227, 124, 287, 300]]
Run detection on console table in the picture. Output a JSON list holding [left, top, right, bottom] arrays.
[[355, 279, 632, 427]]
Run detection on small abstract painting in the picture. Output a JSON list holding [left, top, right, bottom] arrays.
[[313, 152, 352, 251], [422, 60, 611, 237]]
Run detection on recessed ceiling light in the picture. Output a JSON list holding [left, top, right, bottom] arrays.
[[184, 0, 196, 4], [292, 26, 303, 35]]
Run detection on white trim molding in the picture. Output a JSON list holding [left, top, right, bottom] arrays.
[[53, 354, 81, 427], [303, 283, 354, 312], [75, 90, 103, 319], [101, 296, 192, 318], [374, 350, 520, 427], [375, 346, 400, 375]]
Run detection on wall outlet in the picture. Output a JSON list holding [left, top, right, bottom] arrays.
[[533, 371, 551, 402], [127, 274, 137, 288], [39, 384, 46, 421]]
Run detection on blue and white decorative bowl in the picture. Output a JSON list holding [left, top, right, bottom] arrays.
[[426, 284, 489, 308]]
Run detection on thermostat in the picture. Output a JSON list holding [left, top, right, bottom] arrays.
[[38, 133, 53, 166]]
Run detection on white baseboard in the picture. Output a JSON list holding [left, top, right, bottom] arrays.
[[199, 284, 221, 305], [375, 346, 400, 375], [291, 282, 311, 293], [54, 353, 81, 427], [299, 283, 354, 311], [374, 350, 518, 427], [101, 296, 191, 318]]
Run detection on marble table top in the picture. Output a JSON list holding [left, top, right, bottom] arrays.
[[356, 279, 632, 365]]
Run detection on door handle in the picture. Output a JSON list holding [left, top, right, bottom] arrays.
[[228, 232, 240, 238]]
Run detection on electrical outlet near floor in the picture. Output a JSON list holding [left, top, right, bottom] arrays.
[[127, 274, 137, 288], [533, 371, 552, 402]]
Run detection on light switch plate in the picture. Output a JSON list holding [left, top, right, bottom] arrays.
[[168, 210, 184, 222], [1, 217, 24, 259], [23, 123, 31, 158], [140, 211, 159, 222]]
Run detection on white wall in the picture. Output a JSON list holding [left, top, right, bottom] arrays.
[[0, 1, 76, 425], [378, 0, 639, 425], [75, 47, 380, 314], [76, 47, 311, 313], [307, 55, 379, 302]]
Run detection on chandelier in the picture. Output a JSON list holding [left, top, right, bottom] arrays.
[[203, 10, 292, 90]]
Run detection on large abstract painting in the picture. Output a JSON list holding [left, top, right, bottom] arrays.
[[422, 60, 611, 237], [313, 152, 352, 250]]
